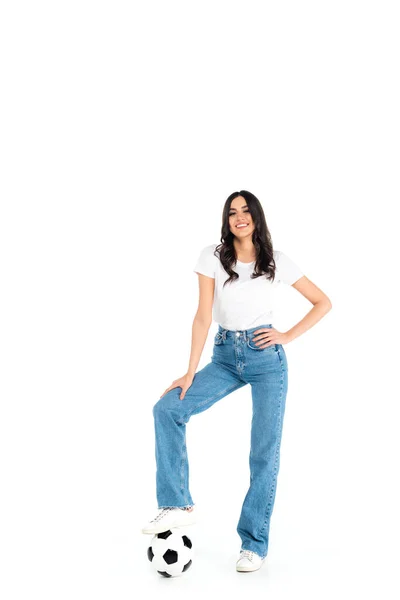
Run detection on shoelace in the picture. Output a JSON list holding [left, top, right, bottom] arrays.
[[240, 549, 255, 561], [150, 507, 173, 523]]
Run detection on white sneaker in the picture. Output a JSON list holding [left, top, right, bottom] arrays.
[[141, 506, 197, 535], [236, 549, 265, 572]]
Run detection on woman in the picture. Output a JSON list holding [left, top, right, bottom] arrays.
[[141, 190, 332, 572]]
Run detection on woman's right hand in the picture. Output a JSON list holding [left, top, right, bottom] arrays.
[[159, 373, 195, 401]]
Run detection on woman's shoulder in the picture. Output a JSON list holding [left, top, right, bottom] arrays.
[[272, 249, 304, 284], [193, 243, 220, 279], [273, 248, 299, 263], [273, 249, 293, 263], [199, 242, 220, 257]]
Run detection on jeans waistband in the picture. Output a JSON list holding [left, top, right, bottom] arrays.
[[217, 323, 273, 340]]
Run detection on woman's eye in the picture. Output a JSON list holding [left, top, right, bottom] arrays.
[[229, 210, 249, 216]]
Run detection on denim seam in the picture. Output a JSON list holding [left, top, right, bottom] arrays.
[[180, 432, 188, 504], [255, 358, 285, 548]]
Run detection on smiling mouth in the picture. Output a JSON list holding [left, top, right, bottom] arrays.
[[236, 223, 249, 228]]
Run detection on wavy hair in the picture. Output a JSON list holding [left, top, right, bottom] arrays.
[[214, 190, 277, 288]]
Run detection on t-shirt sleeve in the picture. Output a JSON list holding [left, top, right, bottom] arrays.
[[275, 250, 304, 285], [193, 244, 217, 279]]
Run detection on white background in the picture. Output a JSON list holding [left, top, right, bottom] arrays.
[[1, 1, 399, 598]]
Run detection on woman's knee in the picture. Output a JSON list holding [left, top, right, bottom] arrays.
[[152, 391, 175, 416], [152, 398, 164, 416]]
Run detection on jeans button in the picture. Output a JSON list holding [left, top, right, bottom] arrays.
[[236, 332, 240, 337]]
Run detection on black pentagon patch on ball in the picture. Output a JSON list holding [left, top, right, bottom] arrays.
[[147, 546, 154, 561], [157, 570, 172, 577], [163, 549, 178, 565], [157, 530, 173, 540], [182, 559, 192, 572], [182, 535, 192, 549]]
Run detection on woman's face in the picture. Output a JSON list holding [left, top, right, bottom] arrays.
[[228, 196, 255, 238]]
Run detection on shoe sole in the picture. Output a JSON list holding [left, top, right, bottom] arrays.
[[141, 515, 197, 535], [236, 559, 265, 572]]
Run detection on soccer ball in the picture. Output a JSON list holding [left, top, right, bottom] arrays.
[[147, 529, 194, 577]]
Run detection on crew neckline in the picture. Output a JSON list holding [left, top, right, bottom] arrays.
[[236, 259, 255, 266]]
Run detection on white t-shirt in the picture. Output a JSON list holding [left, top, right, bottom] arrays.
[[193, 243, 304, 330]]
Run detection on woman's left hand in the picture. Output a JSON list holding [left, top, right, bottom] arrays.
[[252, 327, 290, 348]]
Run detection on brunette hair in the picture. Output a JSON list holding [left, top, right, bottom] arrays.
[[214, 190, 277, 288]]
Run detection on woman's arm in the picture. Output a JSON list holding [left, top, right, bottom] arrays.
[[284, 275, 332, 343], [187, 274, 215, 375]]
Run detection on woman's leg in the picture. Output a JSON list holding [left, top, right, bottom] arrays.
[[236, 343, 289, 559], [152, 360, 246, 509]]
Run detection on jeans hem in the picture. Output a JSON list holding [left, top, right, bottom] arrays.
[[158, 504, 195, 509]]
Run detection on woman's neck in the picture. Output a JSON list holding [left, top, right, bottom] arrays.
[[234, 240, 256, 262]]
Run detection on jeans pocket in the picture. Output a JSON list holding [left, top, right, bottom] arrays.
[[276, 344, 288, 369], [246, 337, 277, 352], [214, 331, 224, 345]]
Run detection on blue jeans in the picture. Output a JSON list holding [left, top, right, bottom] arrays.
[[152, 323, 289, 559]]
